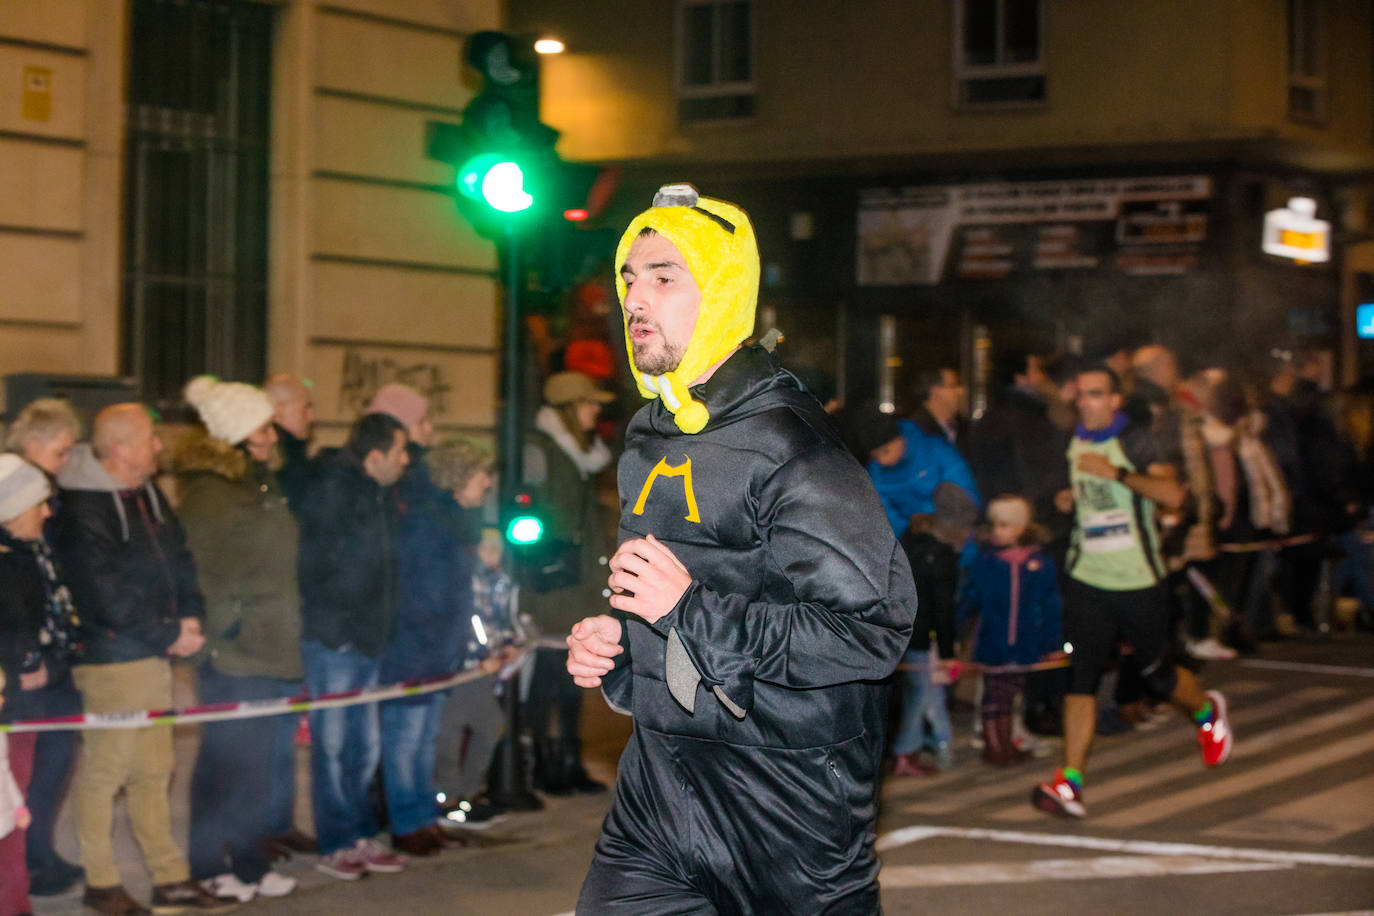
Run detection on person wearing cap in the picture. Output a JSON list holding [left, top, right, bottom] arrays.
[[0, 453, 82, 916], [522, 370, 616, 795], [54, 405, 230, 914], [174, 377, 303, 902], [855, 404, 981, 542], [565, 185, 917, 912], [3, 399, 86, 896]]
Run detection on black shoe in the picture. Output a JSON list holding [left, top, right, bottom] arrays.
[[442, 798, 510, 830], [28, 857, 84, 896], [565, 767, 607, 795], [267, 828, 318, 859]]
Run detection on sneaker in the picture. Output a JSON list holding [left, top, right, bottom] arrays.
[[255, 872, 297, 898], [1186, 637, 1238, 661], [1031, 773, 1086, 818], [354, 837, 408, 873], [1197, 689, 1233, 767], [200, 874, 255, 904], [315, 848, 366, 881], [443, 798, 509, 830], [150, 879, 238, 913]]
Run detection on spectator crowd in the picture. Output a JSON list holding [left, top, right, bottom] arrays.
[[0, 367, 617, 916]]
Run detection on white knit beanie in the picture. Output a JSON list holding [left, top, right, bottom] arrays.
[[184, 376, 276, 445], [0, 454, 52, 523]]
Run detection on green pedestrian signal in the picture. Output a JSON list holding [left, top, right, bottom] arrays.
[[505, 514, 544, 545]]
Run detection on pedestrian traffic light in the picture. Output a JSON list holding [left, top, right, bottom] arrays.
[[504, 491, 545, 546]]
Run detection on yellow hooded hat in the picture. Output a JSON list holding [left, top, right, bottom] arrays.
[[614, 184, 759, 434]]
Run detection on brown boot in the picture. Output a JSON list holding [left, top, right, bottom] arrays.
[[82, 885, 151, 916], [981, 715, 1007, 765]]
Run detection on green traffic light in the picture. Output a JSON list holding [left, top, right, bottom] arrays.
[[506, 515, 544, 545], [481, 161, 533, 212], [456, 153, 533, 213]]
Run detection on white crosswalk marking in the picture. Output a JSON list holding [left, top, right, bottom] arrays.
[[1207, 774, 1374, 844], [880, 855, 1288, 888], [901, 685, 1343, 816], [989, 694, 1374, 823], [1097, 730, 1374, 828]]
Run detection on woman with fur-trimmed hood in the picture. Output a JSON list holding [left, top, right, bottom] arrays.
[[175, 376, 303, 902]]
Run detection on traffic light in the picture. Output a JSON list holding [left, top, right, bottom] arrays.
[[504, 491, 545, 546], [426, 31, 560, 235]]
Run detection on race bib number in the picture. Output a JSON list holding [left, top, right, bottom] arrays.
[[1082, 509, 1133, 554]]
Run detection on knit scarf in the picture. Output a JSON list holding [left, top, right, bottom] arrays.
[[30, 537, 82, 666]]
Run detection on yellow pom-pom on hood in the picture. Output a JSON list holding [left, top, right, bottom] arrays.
[[614, 184, 759, 434]]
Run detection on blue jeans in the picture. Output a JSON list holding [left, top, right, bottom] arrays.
[[302, 640, 381, 855], [891, 650, 952, 759], [188, 666, 302, 882], [381, 694, 443, 835]]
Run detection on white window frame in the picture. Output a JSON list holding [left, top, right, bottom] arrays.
[[951, 0, 1046, 109], [676, 0, 756, 122], [1287, 0, 1327, 123]]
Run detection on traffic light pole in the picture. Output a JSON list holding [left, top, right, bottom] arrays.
[[490, 223, 543, 812]]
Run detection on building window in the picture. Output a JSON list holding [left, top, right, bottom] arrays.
[[123, 0, 273, 410], [678, 0, 755, 123], [952, 0, 1045, 108], [1287, 0, 1327, 122]]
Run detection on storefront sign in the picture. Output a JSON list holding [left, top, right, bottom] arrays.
[[858, 175, 1211, 286], [1262, 197, 1330, 263]]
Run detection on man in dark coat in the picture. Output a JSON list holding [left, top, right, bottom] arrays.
[[296, 412, 411, 880], [566, 185, 917, 913]]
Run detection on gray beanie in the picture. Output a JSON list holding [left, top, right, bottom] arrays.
[[0, 454, 52, 523]]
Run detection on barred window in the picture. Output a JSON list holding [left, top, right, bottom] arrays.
[[124, 0, 273, 410]]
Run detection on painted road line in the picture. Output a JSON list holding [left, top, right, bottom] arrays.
[[1097, 729, 1374, 829], [879, 854, 1288, 888], [989, 694, 1374, 823], [902, 686, 1343, 816], [1240, 659, 1374, 679], [875, 824, 1374, 869], [1206, 773, 1374, 844]]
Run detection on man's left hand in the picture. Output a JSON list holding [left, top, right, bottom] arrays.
[[607, 534, 692, 625]]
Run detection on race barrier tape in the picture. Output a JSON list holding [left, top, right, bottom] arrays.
[[1, 646, 532, 735]]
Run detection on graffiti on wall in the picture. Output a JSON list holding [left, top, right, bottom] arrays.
[[339, 348, 453, 417]]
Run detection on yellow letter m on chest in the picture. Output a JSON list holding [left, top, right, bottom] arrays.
[[632, 456, 701, 523]]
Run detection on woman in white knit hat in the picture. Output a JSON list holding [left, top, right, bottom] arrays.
[[174, 376, 304, 903], [0, 452, 83, 916]]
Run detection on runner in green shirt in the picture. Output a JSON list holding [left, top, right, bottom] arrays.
[[1032, 365, 1234, 819]]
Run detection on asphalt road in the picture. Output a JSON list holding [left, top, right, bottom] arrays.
[[32, 633, 1374, 915]]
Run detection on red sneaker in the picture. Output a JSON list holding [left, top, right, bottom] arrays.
[[1031, 772, 1085, 818], [1197, 689, 1233, 767], [891, 753, 936, 778]]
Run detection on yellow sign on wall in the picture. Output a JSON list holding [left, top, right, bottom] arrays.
[[23, 67, 52, 122]]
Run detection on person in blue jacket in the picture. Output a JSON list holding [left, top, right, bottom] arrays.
[[855, 411, 981, 539], [958, 494, 1065, 766]]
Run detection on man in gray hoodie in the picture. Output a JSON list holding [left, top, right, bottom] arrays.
[[55, 404, 230, 915]]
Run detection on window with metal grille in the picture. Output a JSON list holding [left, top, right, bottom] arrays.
[[123, 0, 273, 411], [678, 0, 755, 123], [1287, 0, 1327, 122], [952, 0, 1045, 108]]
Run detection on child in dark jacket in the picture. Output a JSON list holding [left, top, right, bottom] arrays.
[[891, 482, 979, 776], [959, 495, 1065, 766]]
